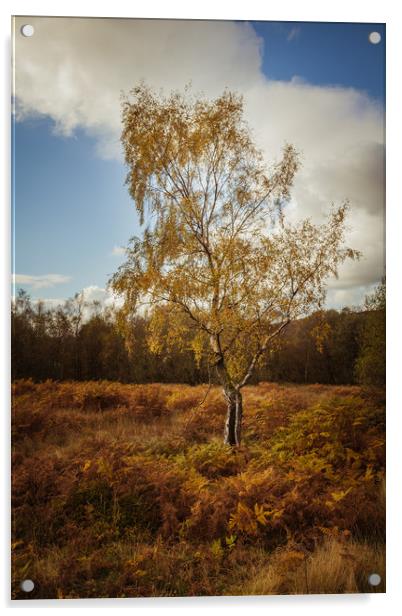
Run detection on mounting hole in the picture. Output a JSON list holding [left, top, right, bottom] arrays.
[[368, 573, 381, 586], [20, 579, 34, 592], [368, 32, 381, 45], [21, 24, 34, 37]]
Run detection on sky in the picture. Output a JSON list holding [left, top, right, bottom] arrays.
[[12, 17, 385, 310]]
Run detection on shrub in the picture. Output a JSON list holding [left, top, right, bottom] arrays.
[[166, 386, 207, 412], [127, 384, 170, 421], [181, 439, 247, 479], [11, 380, 385, 598]]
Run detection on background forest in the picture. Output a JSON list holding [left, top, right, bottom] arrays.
[[12, 282, 385, 388]]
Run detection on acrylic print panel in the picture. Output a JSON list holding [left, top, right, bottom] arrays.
[[11, 16, 385, 599]]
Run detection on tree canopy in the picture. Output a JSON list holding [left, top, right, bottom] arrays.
[[111, 84, 360, 444], [355, 279, 386, 386]]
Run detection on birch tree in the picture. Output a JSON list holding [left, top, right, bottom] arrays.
[[111, 84, 359, 445]]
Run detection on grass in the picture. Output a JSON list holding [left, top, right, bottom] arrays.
[[233, 535, 385, 595], [11, 380, 385, 598]]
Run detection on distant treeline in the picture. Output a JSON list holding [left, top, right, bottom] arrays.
[[11, 283, 385, 387]]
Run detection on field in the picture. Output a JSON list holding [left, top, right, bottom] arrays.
[[12, 380, 385, 598]]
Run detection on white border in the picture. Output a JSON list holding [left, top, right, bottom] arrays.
[[2, 1, 401, 614]]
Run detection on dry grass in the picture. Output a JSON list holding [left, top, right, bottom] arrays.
[[11, 380, 385, 599], [234, 536, 385, 595]]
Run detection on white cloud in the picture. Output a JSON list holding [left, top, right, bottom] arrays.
[[77, 285, 123, 320], [13, 17, 385, 308], [14, 18, 263, 158], [287, 26, 300, 42], [326, 283, 379, 311], [13, 273, 71, 289], [25, 286, 124, 320], [80, 285, 124, 309], [31, 297, 66, 310], [111, 245, 125, 256]]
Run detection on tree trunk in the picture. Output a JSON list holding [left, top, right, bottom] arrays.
[[223, 387, 243, 446]]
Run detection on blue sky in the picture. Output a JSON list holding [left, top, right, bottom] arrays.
[[12, 18, 385, 308], [252, 21, 385, 102], [13, 118, 135, 296]]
